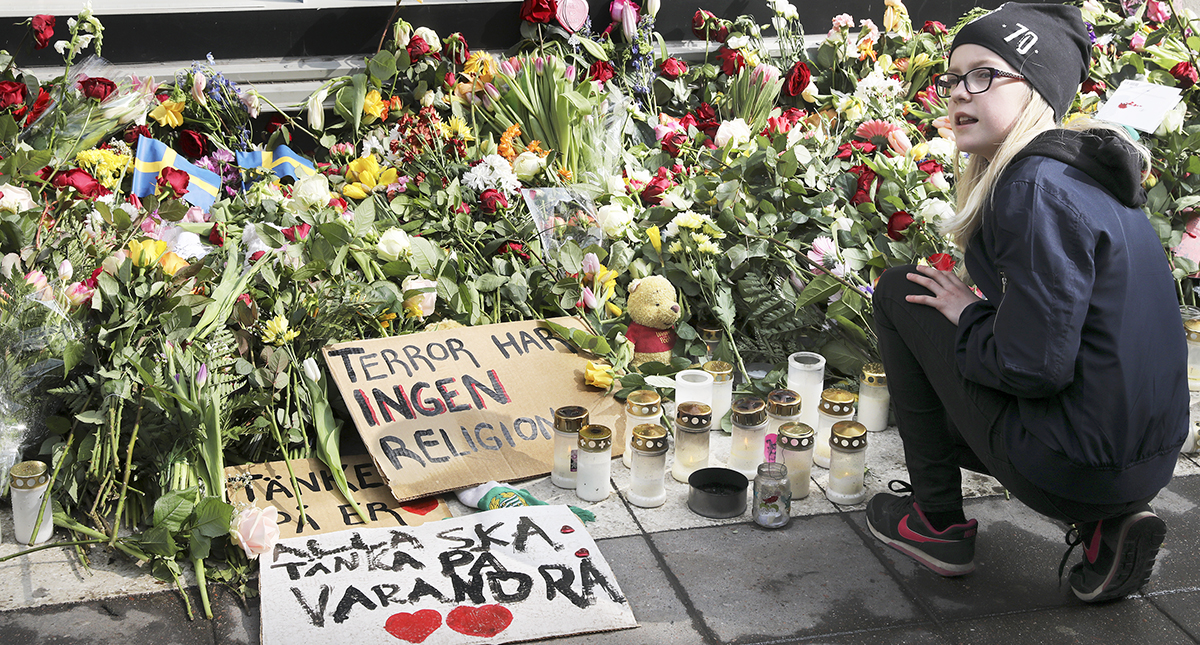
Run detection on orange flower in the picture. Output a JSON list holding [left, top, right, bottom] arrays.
[[525, 140, 551, 158], [498, 123, 522, 161], [557, 167, 573, 182]]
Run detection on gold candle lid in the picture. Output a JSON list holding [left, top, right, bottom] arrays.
[[861, 362, 886, 386], [631, 423, 668, 453], [626, 389, 661, 416], [731, 396, 767, 427], [1186, 319, 1200, 343], [578, 424, 613, 453], [696, 321, 723, 343], [766, 389, 801, 417], [830, 420, 868, 452], [10, 460, 49, 490], [778, 422, 814, 451], [702, 360, 734, 382], [676, 401, 713, 431], [818, 388, 856, 417], [553, 405, 589, 433]]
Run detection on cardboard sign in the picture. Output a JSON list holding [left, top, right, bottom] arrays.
[[322, 318, 625, 502], [224, 455, 450, 537], [259, 505, 638, 645]]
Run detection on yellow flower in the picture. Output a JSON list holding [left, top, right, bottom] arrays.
[[697, 240, 720, 255], [463, 52, 497, 83], [605, 302, 623, 317], [584, 361, 614, 389], [646, 225, 661, 254], [363, 90, 385, 119], [342, 183, 369, 200], [343, 155, 399, 199], [158, 251, 189, 276], [76, 148, 132, 190], [440, 115, 474, 141], [668, 240, 683, 254], [150, 100, 185, 128], [261, 314, 300, 346], [128, 239, 168, 267]]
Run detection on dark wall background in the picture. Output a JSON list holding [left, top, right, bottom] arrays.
[[0, 0, 1016, 66]]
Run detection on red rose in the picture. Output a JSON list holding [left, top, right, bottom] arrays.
[[407, 34, 431, 60], [589, 61, 615, 82], [917, 159, 944, 175], [498, 241, 530, 260], [1081, 79, 1106, 95], [693, 102, 719, 137], [208, 223, 224, 246], [124, 124, 151, 148], [444, 33, 470, 66], [282, 222, 312, 243], [922, 20, 948, 35], [783, 61, 812, 97], [479, 188, 508, 214], [928, 253, 956, 272], [660, 130, 687, 157], [836, 141, 876, 159], [0, 81, 26, 110], [640, 167, 674, 205], [716, 47, 745, 76], [692, 9, 728, 42], [24, 87, 52, 126], [660, 57, 688, 80], [1170, 61, 1198, 89], [520, 0, 557, 24], [887, 211, 914, 241], [78, 76, 117, 102], [31, 15, 54, 50], [178, 129, 207, 158], [250, 251, 267, 261], [158, 167, 191, 198], [54, 168, 108, 199]]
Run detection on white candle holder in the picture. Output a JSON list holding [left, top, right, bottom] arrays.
[[787, 352, 826, 430], [675, 369, 714, 408], [623, 389, 661, 469], [673, 402, 712, 483], [814, 388, 855, 468], [778, 422, 814, 500], [857, 363, 890, 432], [575, 425, 613, 502], [825, 421, 868, 505], [703, 360, 734, 429], [626, 424, 668, 508], [727, 397, 768, 479], [765, 389, 801, 463], [10, 460, 54, 545]]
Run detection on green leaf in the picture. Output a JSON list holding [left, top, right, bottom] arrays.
[[153, 489, 197, 533], [475, 274, 508, 292], [141, 525, 179, 558], [409, 237, 442, 275], [559, 241, 584, 274], [353, 198, 377, 237], [317, 222, 352, 247], [74, 410, 105, 425], [367, 50, 398, 83], [157, 199, 190, 222], [257, 225, 286, 249], [577, 36, 609, 61], [192, 497, 234, 538], [188, 532, 212, 561], [539, 319, 612, 355], [62, 340, 85, 376], [292, 260, 327, 281], [796, 274, 842, 308]]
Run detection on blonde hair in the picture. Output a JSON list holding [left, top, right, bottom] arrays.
[[940, 91, 1151, 248]]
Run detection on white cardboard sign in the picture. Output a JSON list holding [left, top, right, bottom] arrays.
[[260, 505, 637, 645], [1095, 79, 1183, 132]]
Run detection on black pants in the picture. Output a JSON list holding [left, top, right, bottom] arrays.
[[872, 266, 1153, 525]]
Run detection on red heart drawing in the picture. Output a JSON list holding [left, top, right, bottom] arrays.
[[560, 525, 575, 534], [385, 609, 442, 643], [575, 548, 589, 558], [400, 497, 441, 516], [556, 0, 589, 33], [446, 604, 513, 638]]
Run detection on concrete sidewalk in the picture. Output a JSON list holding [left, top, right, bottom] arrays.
[[2, 431, 1199, 644]]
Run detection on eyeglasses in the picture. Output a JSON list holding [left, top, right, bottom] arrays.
[[932, 67, 1027, 98]]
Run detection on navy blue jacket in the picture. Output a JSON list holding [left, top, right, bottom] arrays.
[[957, 129, 1188, 504]]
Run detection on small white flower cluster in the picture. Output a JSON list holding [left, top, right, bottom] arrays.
[[462, 154, 521, 194], [855, 68, 905, 103]]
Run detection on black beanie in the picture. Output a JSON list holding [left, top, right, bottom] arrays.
[[950, 2, 1091, 121]]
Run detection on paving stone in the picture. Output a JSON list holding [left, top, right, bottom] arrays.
[[1146, 590, 1200, 642], [939, 598, 1195, 644], [649, 515, 925, 643], [860, 495, 1078, 620], [786, 624, 954, 645], [210, 584, 260, 645], [1144, 474, 1200, 594], [0, 588, 213, 645], [525, 534, 702, 645]]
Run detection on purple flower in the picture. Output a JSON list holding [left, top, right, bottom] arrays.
[[197, 363, 209, 388]]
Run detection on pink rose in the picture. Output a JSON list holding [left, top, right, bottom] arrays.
[[403, 276, 438, 318], [1146, 0, 1171, 23], [230, 506, 281, 558]]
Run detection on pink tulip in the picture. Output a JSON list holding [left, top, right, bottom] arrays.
[[64, 281, 94, 307]]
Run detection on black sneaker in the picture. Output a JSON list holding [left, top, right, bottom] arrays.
[[1067, 509, 1166, 603], [866, 481, 978, 576]]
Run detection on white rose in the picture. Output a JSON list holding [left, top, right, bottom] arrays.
[[402, 275, 438, 318], [377, 228, 412, 262], [918, 198, 956, 222], [414, 27, 442, 52], [307, 87, 327, 131], [0, 184, 37, 214], [926, 136, 957, 163], [230, 506, 280, 559], [1156, 102, 1186, 136], [419, 90, 437, 108], [1, 253, 20, 279], [726, 34, 751, 50], [715, 118, 752, 148], [605, 174, 627, 196], [511, 151, 546, 181], [291, 173, 333, 212], [596, 203, 635, 236], [393, 20, 412, 48]]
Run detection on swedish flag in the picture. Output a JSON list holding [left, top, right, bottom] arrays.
[[131, 135, 222, 212], [236, 145, 317, 182]]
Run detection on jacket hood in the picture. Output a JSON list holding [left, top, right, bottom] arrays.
[[1011, 129, 1147, 208]]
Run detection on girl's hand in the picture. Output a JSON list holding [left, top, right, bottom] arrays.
[[905, 264, 981, 325]]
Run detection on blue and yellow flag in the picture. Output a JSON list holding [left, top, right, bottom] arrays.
[[236, 145, 317, 182], [131, 135, 222, 212]]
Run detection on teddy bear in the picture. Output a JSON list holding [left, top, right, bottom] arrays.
[[624, 275, 681, 368]]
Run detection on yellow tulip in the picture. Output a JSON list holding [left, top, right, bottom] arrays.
[[646, 226, 662, 254], [378, 167, 399, 187], [606, 302, 623, 317], [128, 239, 168, 267], [150, 100, 185, 128], [584, 361, 614, 389], [342, 183, 369, 200], [158, 251, 189, 276]]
